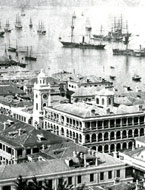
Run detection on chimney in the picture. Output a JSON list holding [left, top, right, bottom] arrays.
[[3, 122, 9, 130], [95, 153, 99, 166], [88, 148, 91, 155], [80, 152, 83, 159], [113, 151, 117, 158], [139, 105, 143, 112], [18, 129, 21, 136], [73, 151, 77, 157], [106, 108, 110, 114], [84, 153, 87, 167]]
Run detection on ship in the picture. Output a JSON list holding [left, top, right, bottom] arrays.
[[112, 31, 145, 57], [29, 17, 33, 28], [8, 40, 17, 53], [4, 20, 12, 33], [132, 74, 141, 81], [15, 14, 22, 30], [0, 21, 5, 37], [0, 48, 27, 68], [59, 16, 105, 50], [37, 21, 46, 35], [93, 16, 131, 43], [21, 7, 25, 16], [25, 46, 37, 61]]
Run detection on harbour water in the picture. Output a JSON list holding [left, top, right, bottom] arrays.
[[1, 1, 145, 91]]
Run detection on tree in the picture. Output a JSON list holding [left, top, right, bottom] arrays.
[[57, 178, 73, 190], [28, 176, 42, 190], [15, 175, 29, 190], [42, 179, 54, 190]]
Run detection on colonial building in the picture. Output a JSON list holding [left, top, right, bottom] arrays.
[[67, 75, 113, 92], [0, 114, 66, 165], [0, 150, 133, 190], [43, 88, 145, 153]]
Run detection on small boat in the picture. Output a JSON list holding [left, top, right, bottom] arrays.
[[110, 75, 116, 80], [15, 14, 22, 30], [110, 66, 115, 69], [21, 7, 25, 16], [8, 40, 17, 53], [4, 20, 12, 32], [132, 74, 141, 81], [25, 46, 37, 61], [29, 17, 33, 28]]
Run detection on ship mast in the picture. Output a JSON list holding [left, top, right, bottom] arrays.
[[71, 16, 75, 43], [124, 21, 130, 51]]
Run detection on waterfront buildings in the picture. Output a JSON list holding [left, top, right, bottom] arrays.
[[44, 88, 145, 153], [0, 150, 133, 190]]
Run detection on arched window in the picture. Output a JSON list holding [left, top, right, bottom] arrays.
[[96, 98, 99, 104], [110, 131, 115, 140], [122, 142, 127, 150], [61, 128, 64, 135], [134, 129, 138, 137], [92, 146, 96, 151], [66, 130, 69, 137], [108, 97, 111, 105], [104, 144, 109, 153], [98, 133, 102, 142], [92, 134, 96, 142], [110, 144, 115, 152], [140, 128, 144, 136], [116, 143, 121, 151], [122, 130, 127, 139], [79, 134, 82, 142], [128, 141, 133, 149], [73, 132, 75, 139], [85, 134, 90, 143], [102, 98, 104, 105], [104, 132, 109, 141], [116, 131, 121, 139], [98, 145, 102, 152], [128, 130, 132, 138]]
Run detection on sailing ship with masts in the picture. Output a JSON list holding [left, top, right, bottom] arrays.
[[29, 17, 33, 28], [0, 46, 26, 68], [59, 16, 105, 50], [4, 20, 12, 33], [37, 21, 46, 35], [15, 14, 22, 30], [25, 46, 37, 61], [93, 16, 131, 42], [0, 21, 5, 37], [112, 22, 145, 57]]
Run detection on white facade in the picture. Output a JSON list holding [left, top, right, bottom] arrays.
[[33, 69, 51, 128]]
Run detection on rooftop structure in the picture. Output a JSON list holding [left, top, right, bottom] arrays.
[[0, 150, 133, 189]]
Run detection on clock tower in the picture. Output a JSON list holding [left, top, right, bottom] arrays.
[[33, 69, 51, 128]]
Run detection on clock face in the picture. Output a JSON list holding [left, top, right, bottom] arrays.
[[43, 94, 48, 100]]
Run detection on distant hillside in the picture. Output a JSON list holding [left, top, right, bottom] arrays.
[[0, 0, 143, 7]]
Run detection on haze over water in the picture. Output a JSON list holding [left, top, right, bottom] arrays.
[[1, 0, 145, 91]]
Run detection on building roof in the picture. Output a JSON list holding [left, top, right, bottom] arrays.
[[96, 88, 114, 96], [43, 141, 88, 159], [107, 182, 136, 190], [136, 136, 145, 143], [0, 152, 125, 181], [0, 83, 25, 96], [52, 103, 142, 118], [72, 87, 101, 97], [0, 115, 67, 148]]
